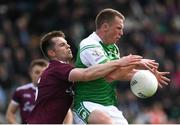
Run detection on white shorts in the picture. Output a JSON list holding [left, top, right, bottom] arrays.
[[73, 101, 128, 124]]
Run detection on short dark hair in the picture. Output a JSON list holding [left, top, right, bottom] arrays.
[[29, 59, 48, 72], [95, 8, 125, 29], [40, 31, 65, 58]]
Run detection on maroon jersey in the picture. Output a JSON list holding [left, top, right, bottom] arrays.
[[27, 60, 74, 124], [12, 83, 36, 123]]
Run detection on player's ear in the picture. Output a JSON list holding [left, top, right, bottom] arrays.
[[47, 49, 55, 57], [102, 23, 109, 31]]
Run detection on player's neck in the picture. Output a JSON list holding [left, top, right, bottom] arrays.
[[96, 30, 108, 45]]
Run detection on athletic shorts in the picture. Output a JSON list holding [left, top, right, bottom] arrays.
[[73, 101, 128, 124]]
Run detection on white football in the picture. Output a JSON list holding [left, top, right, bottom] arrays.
[[130, 70, 158, 98]]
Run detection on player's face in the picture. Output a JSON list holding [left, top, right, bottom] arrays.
[[30, 65, 47, 86], [105, 16, 124, 44], [52, 37, 73, 61]]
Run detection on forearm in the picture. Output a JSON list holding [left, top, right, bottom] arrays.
[[105, 65, 139, 82], [6, 103, 18, 124], [6, 113, 17, 124], [83, 60, 121, 81], [69, 54, 144, 82], [69, 60, 121, 82]]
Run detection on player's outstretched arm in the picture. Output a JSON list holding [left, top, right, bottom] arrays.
[[105, 57, 161, 82], [68, 60, 122, 82], [68, 55, 142, 82], [105, 64, 170, 88]]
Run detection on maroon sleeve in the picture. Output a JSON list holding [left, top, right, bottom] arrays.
[[12, 89, 20, 104]]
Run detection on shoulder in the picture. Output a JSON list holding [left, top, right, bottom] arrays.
[[80, 38, 99, 48], [12, 83, 35, 103], [80, 32, 101, 48], [16, 83, 35, 91], [49, 60, 74, 70], [46, 61, 74, 79]]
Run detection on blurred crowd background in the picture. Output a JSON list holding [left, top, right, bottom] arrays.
[[0, 0, 180, 124]]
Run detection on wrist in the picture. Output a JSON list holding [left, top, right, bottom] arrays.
[[113, 60, 122, 67]]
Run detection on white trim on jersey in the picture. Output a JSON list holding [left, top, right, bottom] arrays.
[[11, 83, 36, 106], [35, 87, 38, 101], [16, 83, 36, 91], [11, 100, 19, 106]]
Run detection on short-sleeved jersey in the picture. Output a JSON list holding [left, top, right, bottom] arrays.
[[11, 83, 36, 124], [27, 60, 74, 124], [74, 32, 120, 108]]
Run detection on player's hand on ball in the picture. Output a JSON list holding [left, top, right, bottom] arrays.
[[138, 59, 159, 70], [152, 68, 170, 88], [119, 54, 142, 67]]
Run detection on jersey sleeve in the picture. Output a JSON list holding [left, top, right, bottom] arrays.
[[55, 63, 74, 81], [12, 89, 20, 105], [79, 42, 109, 67]]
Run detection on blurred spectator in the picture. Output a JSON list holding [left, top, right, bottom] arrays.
[[0, 86, 6, 112], [0, 63, 12, 89], [133, 107, 151, 124], [134, 102, 168, 124], [172, 63, 180, 89], [148, 102, 168, 124], [15, 14, 30, 47]]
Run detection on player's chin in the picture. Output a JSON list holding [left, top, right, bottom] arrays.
[[68, 54, 73, 59], [116, 37, 120, 42], [112, 38, 119, 43]]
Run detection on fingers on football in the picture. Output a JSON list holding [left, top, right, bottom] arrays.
[[160, 72, 170, 75], [146, 63, 155, 69], [158, 75, 170, 88], [150, 62, 159, 68], [158, 80, 169, 88], [161, 76, 170, 83], [158, 83, 163, 88], [146, 60, 159, 69]]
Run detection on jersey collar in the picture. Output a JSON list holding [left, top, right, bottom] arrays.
[[91, 32, 103, 43]]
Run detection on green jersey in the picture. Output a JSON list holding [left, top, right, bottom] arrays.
[[74, 32, 120, 108]]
